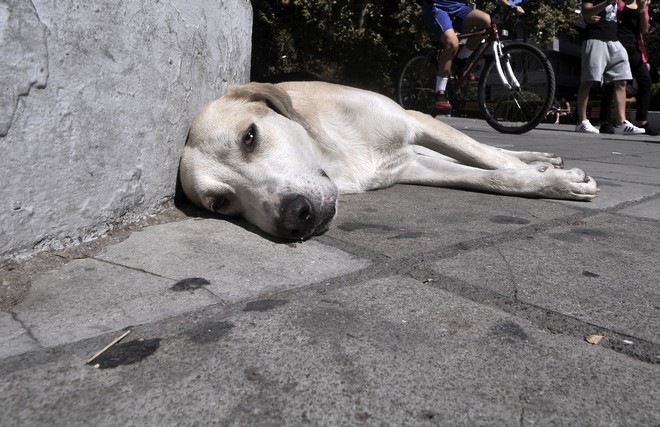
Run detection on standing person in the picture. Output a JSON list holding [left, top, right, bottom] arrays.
[[575, 0, 645, 134], [599, 0, 657, 135], [421, 0, 524, 111]]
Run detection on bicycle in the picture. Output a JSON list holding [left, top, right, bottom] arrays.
[[396, 6, 555, 134]]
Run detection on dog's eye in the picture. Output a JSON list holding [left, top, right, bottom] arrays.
[[210, 196, 229, 212], [242, 126, 256, 151]]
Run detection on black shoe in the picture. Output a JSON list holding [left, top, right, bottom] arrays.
[[642, 124, 659, 136], [600, 123, 615, 134], [452, 57, 475, 80]]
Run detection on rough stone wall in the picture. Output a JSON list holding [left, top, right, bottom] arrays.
[[0, 0, 252, 259]]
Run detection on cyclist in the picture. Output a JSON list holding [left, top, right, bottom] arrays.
[[421, 0, 525, 111]]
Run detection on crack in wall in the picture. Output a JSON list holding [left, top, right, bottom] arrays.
[[0, 0, 49, 137]]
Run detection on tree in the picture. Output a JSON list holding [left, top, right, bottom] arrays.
[[473, 0, 583, 46], [251, 0, 423, 94], [251, 0, 657, 95]]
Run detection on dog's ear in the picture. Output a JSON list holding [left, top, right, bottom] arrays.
[[225, 83, 316, 137]]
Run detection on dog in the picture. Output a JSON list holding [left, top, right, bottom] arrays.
[[179, 81, 598, 240]]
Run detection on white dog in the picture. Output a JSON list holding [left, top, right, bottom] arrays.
[[179, 81, 598, 240]]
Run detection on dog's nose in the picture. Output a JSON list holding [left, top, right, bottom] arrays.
[[278, 195, 315, 239]]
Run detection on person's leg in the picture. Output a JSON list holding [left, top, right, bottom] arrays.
[[437, 29, 459, 79], [577, 80, 593, 123], [628, 49, 652, 125], [422, 2, 456, 109], [575, 80, 600, 132], [613, 80, 628, 125], [460, 9, 491, 51], [576, 39, 604, 131], [600, 83, 614, 124], [599, 83, 614, 133], [604, 41, 644, 134], [432, 29, 458, 109], [611, 79, 645, 134]]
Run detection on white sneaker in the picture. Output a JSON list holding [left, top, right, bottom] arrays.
[[575, 120, 599, 133], [613, 120, 645, 135]]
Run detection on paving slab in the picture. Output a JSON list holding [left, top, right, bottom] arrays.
[[0, 312, 40, 359], [547, 176, 659, 210], [332, 184, 587, 258], [97, 218, 370, 301], [1, 277, 658, 426], [619, 197, 660, 221], [429, 213, 660, 344], [12, 258, 221, 348], [573, 160, 660, 186]]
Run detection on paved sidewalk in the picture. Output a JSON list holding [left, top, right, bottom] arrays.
[[1, 117, 659, 425]]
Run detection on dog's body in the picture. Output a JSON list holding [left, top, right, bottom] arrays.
[[180, 81, 598, 240]]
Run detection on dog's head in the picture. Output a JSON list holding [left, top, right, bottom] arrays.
[[179, 83, 338, 240]]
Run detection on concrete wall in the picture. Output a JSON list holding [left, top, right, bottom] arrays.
[[0, 0, 252, 260]]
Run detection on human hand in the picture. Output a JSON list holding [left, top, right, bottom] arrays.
[[587, 14, 601, 23], [515, 5, 525, 14]]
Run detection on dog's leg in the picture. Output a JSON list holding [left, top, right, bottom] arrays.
[[408, 111, 558, 170], [400, 154, 599, 200]]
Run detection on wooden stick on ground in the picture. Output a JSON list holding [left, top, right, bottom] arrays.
[[85, 330, 131, 365]]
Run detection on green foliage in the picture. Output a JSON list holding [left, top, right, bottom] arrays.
[[518, 0, 582, 47], [251, 0, 425, 95], [473, 0, 581, 47]]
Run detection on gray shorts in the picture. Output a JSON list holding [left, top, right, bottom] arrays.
[[581, 39, 632, 83]]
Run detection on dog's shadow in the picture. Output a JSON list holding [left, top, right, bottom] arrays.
[[174, 171, 301, 245]]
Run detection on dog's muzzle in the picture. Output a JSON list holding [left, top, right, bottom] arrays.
[[276, 194, 336, 240]]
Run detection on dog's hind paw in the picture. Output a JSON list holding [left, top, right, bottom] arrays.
[[525, 152, 564, 168], [500, 149, 565, 169]]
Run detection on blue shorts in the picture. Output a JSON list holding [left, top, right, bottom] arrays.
[[422, 0, 473, 40]]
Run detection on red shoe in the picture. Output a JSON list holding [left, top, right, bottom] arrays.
[[434, 92, 452, 110]]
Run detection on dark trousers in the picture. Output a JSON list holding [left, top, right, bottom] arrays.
[[600, 48, 652, 123]]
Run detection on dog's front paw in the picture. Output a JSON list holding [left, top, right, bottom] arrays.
[[566, 168, 599, 200]]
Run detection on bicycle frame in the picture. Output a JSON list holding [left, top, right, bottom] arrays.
[[453, 22, 520, 92]]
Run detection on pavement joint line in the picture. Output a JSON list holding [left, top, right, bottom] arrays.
[[91, 256, 176, 281], [378, 211, 600, 268], [576, 192, 660, 218], [419, 273, 660, 365], [590, 175, 660, 188], [317, 209, 599, 271], [8, 310, 42, 349], [606, 192, 660, 211], [2, 256, 658, 375], [306, 210, 660, 364], [90, 250, 660, 366], [315, 234, 392, 263]]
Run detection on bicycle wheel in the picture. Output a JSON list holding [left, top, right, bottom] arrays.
[[478, 42, 555, 134], [396, 53, 437, 115]]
